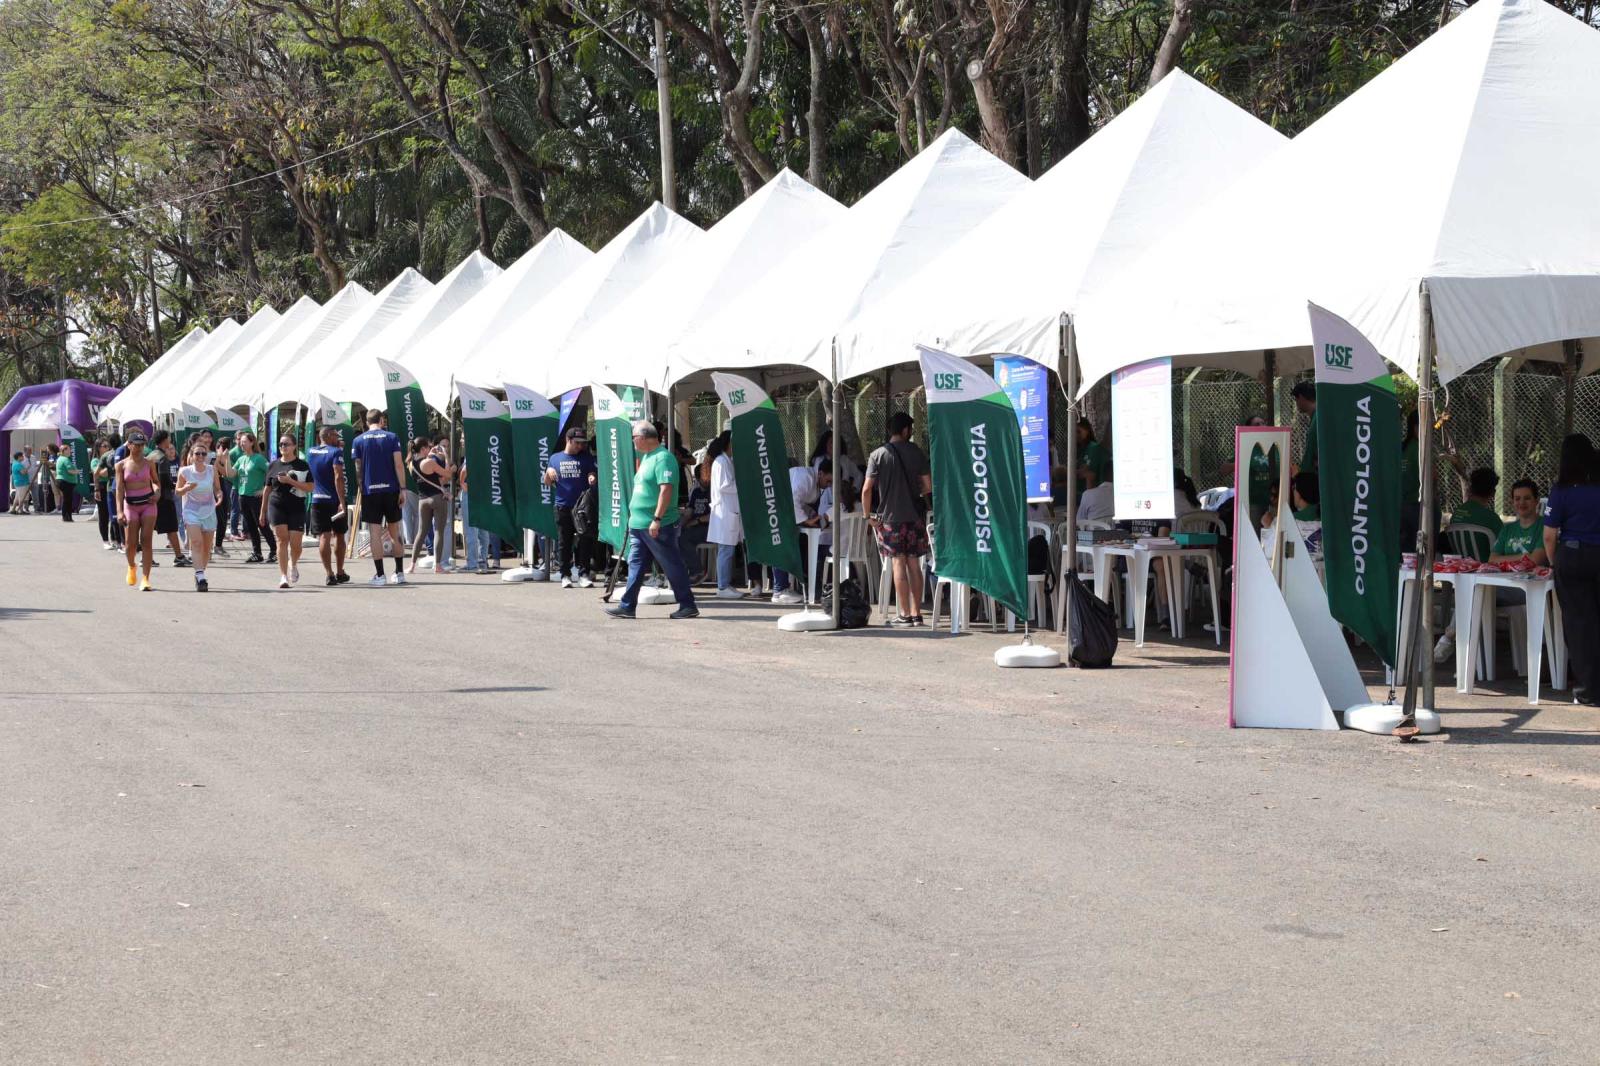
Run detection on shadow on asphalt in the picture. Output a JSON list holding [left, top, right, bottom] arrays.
[[0, 606, 92, 619]]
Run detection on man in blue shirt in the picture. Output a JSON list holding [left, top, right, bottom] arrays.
[[545, 426, 598, 588], [351, 407, 408, 586], [307, 426, 350, 586]]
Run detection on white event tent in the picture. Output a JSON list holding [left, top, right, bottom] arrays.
[[1075, 0, 1600, 391], [216, 282, 372, 411], [464, 203, 702, 398], [836, 70, 1287, 379], [102, 326, 211, 424], [319, 251, 503, 411], [564, 169, 846, 396], [671, 128, 1029, 386], [124, 319, 243, 422], [270, 268, 436, 410], [406, 230, 593, 413], [143, 305, 280, 418], [192, 296, 321, 412]]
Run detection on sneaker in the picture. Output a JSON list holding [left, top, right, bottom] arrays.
[[577, 574, 595, 589], [126, 566, 137, 587], [102, 541, 115, 551], [246, 554, 264, 564], [336, 572, 350, 584], [325, 574, 339, 587], [388, 572, 404, 586], [267, 554, 277, 564], [604, 605, 636, 619], [716, 587, 747, 600], [890, 615, 917, 628], [771, 590, 803, 606], [197, 576, 209, 593], [289, 564, 300, 585], [669, 606, 700, 619], [278, 577, 291, 589], [475, 566, 489, 576], [368, 574, 387, 588], [561, 576, 574, 589], [173, 556, 192, 568], [1432, 634, 1455, 664], [140, 578, 151, 592]]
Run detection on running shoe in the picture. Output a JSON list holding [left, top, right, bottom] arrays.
[[246, 554, 264, 564], [102, 541, 114, 551], [388, 572, 404, 586], [325, 574, 338, 587], [669, 606, 700, 619], [278, 577, 291, 589], [561, 576, 574, 589], [126, 566, 137, 587], [771, 590, 804, 606], [289, 563, 299, 585], [174, 556, 192, 568], [140, 578, 151, 592], [336, 572, 350, 584], [889, 615, 917, 628], [197, 576, 209, 593], [577, 574, 595, 589], [715, 588, 747, 600], [368, 574, 386, 588]]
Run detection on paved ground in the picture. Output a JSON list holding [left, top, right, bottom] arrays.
[[4, 515, 1600, 1064]]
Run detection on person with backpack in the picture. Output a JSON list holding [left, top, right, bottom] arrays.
[[546, 426, 598, 588], [863, 412, 931, 628]]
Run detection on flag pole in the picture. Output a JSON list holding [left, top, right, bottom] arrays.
[[1398, 284, 1438, 738], [831, 341, 842, 632]]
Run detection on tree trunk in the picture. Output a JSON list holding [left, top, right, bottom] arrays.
[[1149, 0, 1199, 87], [1051, 0, 1094, 159], [967, 57, 1018, 166], [800, 8, 827, 188]]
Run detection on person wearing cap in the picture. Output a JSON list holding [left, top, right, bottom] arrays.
[[863, 411, 931, 627], [546, 425, 598, 589], [606, 420, 697, 619]]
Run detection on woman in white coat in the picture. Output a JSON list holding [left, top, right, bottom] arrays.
[[706, 431, 746, 598]]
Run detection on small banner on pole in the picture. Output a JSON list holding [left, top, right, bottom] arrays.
[[591, 383, 635, 553], [176, 403, 212, 455], [918, 346, 1029, 619], [59, 423, 91, 488], [993, 356, 1052, 503], [213, 409, 250, 436], [457, 383, 520, 544], [711, 372, 804, 576], [505, 383, 560, 540], [557, 388, 583, 436], [1309, 302, 1402, 668], [379, 358, 425, 492]]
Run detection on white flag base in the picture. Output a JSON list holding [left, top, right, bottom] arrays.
[[778, 609, 834, 632], [639, 586, 677, 605], [994, 641, 1061, 668], [501, 566, 544, 583], [1344, 703, 1442, 735]]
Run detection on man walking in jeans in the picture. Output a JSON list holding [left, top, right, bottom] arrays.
[[605, 420, 697, 619], [546, 426, 598, 588]]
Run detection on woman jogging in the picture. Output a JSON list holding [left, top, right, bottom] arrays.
[[115, 429, 159, 590], [407, 436, 454, 574], [175, 439, 221, 592], [232, 432, 274, 564], [262, 434, 312, 589]]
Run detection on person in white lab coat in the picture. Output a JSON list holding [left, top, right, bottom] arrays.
[[707, 432, 747, 598], [771, 460, 832, 605]]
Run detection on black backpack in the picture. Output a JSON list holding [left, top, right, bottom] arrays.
[[821, 578, 872, 629], [1063, 572, 1118, 668], [573, 485, 600, 537]]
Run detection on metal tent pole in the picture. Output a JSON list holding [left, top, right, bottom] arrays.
[[831, 342, 842, 631], [1400, 284, 1439, 735], [1063, 315, 1079, 540]]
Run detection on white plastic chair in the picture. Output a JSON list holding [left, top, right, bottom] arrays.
[[824, 513, 880, 600], [1443, 522, 1495, 561]]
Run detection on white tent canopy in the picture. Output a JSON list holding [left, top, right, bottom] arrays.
[[126, 319, 242, 422], [407, 230, 593, 412], [837, 71, 1287, 378], [462, 203, 702, 397], [102, 326, 211, 424], [1076, 0, 1600, 392], [218, 282, 372, 410], [672, 128, 1029, 385], [322, 251, 504, 410], [144, 305, 280, 418], [565, 169, 846, 396], [270, 268, 435, 410], [193, 296, 321, 411]]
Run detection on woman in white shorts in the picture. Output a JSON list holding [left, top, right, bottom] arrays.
[[175, 439, 221, 592]]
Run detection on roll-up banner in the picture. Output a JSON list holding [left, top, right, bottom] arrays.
[[711, 372, 804, 577], [456, 383, 519, 544], [505, 383, 560, 539]]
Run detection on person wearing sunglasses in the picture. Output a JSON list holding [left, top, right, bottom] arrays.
[[263, 435, 313, 589]]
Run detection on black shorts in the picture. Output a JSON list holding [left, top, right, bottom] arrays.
[[360, 491, 402, 525], [309, 500, 348, 536], [268, 497, 307, 532], [155, 498, 179, 535]]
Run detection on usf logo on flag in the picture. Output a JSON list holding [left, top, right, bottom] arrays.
[[505, 383, 560, 540], [1308, 302, 1401, 667], [377, 358, 424, 491], [457, 383, 519, 544], [591, 383, 634, 552], [917, 347, 1027, 619], [711, 373, 803, 576]]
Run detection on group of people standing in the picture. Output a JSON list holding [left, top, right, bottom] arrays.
[[9, 444, 82, 519]]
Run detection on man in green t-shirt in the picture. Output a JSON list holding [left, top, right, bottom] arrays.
[[605, 420, 698, 619], [54, 446, 80, 522], [1490, 478, 1546, 564], [1447, 467, 1503, 563]]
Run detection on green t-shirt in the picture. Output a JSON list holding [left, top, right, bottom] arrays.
[[1449, 499, 1503, 561], [1492, 518, 1543, 558], [54, 454, 78, 485], [1300, 410, 1318, 474], [1293, 503, 1320, 522], [628, 446, 680, 529], [90, 454, 110, 490], [1076, 439, 1111, 493], [235, 451, 268, 496]]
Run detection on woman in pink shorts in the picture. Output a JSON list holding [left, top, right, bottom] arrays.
[[116, 431, 159, 591]]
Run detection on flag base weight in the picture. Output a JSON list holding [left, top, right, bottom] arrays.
[[1343, 703, 1441, 735], [994, 641, 1061, 668], [639, 586, 677, 605], [500, 566, 546, 583], [778, 609, 833, 632]]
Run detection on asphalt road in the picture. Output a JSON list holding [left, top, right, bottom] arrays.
[[4, 516, 1600, 1064]]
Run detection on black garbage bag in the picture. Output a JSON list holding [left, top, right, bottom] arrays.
[[1064, 572, 1118, 668], [821, 578, 872, 629]]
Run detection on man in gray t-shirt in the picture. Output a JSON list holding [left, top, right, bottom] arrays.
[[863, 412, 932, 626]]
